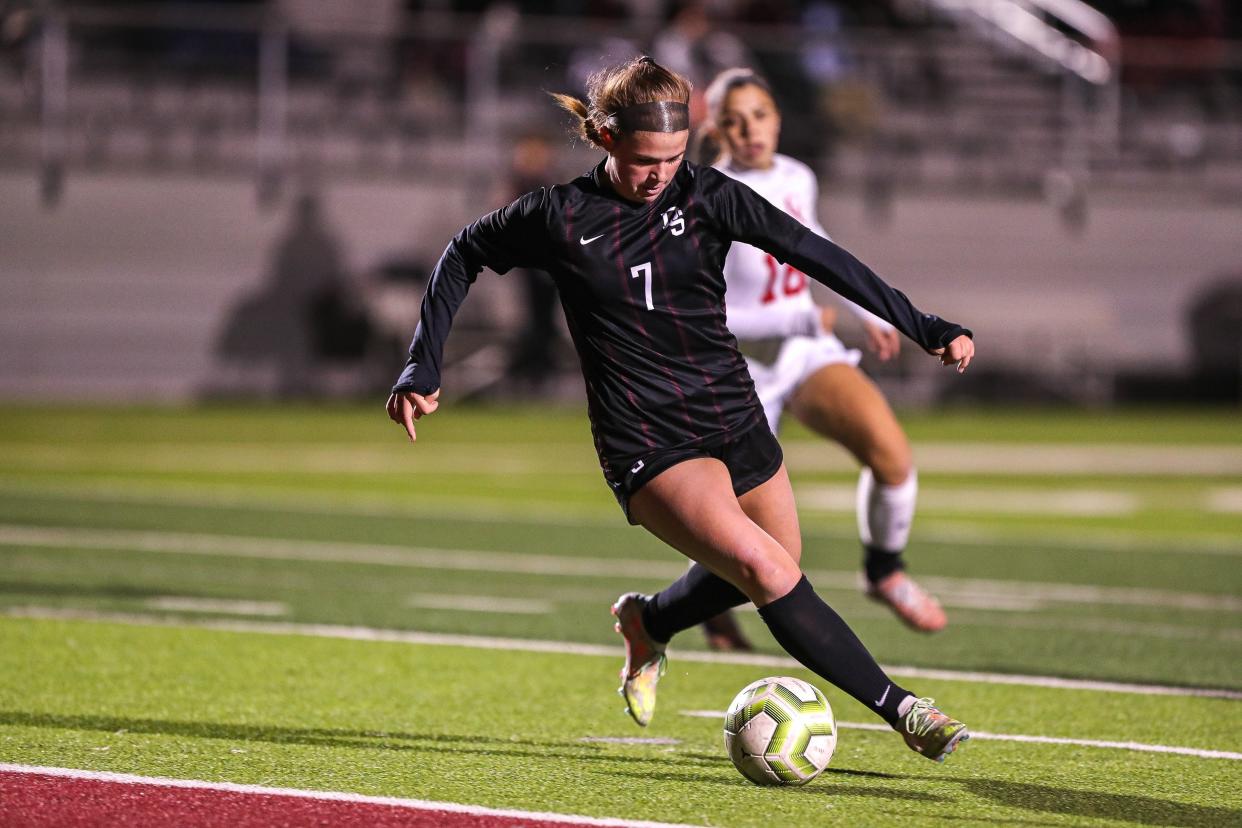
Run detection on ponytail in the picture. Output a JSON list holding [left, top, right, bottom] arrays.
[[551, 93, 606, 146]]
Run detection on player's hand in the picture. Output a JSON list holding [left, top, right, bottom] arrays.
[[817, 305, 838, 335], [386, 389, 440, 442], [863, 322, 901, 362], [929, 334, 974, 374]]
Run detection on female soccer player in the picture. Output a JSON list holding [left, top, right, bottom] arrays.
[[693, 69, 948, 653], [387, 56, 973, 763]]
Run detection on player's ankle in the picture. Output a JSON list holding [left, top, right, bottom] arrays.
[[864, 546, 906, 584], [641, 598, 672, 645]]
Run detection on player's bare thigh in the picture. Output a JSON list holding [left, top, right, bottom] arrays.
[[628, 458, 802, 606], [788, 363, 912, 485], [737, 463, 802, 565]]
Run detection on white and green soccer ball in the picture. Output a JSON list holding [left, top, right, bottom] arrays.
[[723, 676, 837, 786]]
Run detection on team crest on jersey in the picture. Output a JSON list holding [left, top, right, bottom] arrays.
[[661, 207, 685, 236]]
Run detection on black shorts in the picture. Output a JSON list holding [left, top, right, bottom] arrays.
[[602, 421, 784, 525]]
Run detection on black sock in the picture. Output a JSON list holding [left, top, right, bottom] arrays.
[[642, 564, 749, 644], [758, 575, 910, 724], [864, 545, 906, 585]]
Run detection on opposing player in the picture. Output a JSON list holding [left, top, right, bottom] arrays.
[[693, 69, 948, 653], [387, 57, 972, 763]]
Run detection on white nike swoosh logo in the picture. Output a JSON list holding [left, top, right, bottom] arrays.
[[874, 684, 890, 707], [579, 234, 605, 245]]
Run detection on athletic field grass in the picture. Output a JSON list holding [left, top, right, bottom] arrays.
[[1, 404, 1239, 826]]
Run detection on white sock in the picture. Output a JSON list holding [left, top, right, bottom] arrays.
[[896, 693, 917, 718], [856, 467, 918, 553]]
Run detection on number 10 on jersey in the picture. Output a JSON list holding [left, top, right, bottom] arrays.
[[630, 262, 655, 311]]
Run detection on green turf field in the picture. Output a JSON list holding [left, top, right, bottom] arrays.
[[1, 404, 1240, 826]]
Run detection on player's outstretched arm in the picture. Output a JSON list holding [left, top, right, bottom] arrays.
[[706, 170, 969, 354], [390, 190, 547, 425], [386, 389, 440, 442], [929, 333, 974, 374]]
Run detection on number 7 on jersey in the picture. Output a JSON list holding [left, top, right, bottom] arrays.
[[630, 262, 655, 311]]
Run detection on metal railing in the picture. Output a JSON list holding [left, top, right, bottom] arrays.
[[925, 0, 1119, 83], [920, 0, 1123, 199], [3, 3, 1240, 210]]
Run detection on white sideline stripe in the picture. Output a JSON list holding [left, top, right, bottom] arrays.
[[7, 606, 1242, 701], [911, 520, 1242, 558], [937, 594, 1044, 612], [729, 602, 1242, 642], [1208, 487, 1242, 514], [944, 613, 1242, 644], [908, 574, 1242, 614], [144, 597, 288, 617], [406, 593, 553, 615], [801, 485, 1139, 517], [5, 479, 1242, 557], [0, 479, 620, 530], [679, 712, 1242, 761], [0, 764, 706, 828], [0, 523, 688, 580], [9, 440, 1242, 475], [787, 443, 1242, 476], [4, 523, 1239, 614]]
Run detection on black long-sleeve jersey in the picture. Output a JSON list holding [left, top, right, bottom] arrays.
[[394, 160, 969, 468]]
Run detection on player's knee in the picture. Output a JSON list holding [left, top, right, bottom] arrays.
[[867, 441, 912, 486], [730, 550, 802, 604]]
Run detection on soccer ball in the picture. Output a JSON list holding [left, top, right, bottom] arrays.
[[723, 676, 837, 786]]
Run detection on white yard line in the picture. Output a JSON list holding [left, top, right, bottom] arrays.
[[0, 764, 707, 828], [3, 523, 1239, 614], [937, 594, 1045, 612], [1208, 487, 1242, 514], [0, 479, 618, 529], [786, 443, 1242, 476], [0, 445, 595, 476], [0, 523, 686, 579], [908, 574, 1242, 614], [730, 601, 1242, 643], [4, 479, 1242, 557], [8, 441, 1242, 475], [798, 485, 1139, 516], [678, 712, 1242, 761], [941, 614, 1242, 643], [144, 597, 288, 617], [906, 519, 1242, 559], [922, 604, 1235, 644], [406, 593, 553, 615], [7, 607, 1241, 701]]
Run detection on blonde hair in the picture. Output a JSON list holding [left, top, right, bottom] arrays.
[[552, 56, 692, 149]]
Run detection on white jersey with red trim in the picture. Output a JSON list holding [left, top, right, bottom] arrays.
[[715, 154, 890, 433], [714, 153, 889, 340]]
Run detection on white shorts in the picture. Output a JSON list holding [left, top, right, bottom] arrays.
[[745, 334, 861, 434]]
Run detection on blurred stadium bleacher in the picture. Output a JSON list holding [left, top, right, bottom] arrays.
[[1, 0, 1240, 402]]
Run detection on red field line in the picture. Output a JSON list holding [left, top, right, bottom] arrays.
[[0, 767, 699, 828]]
